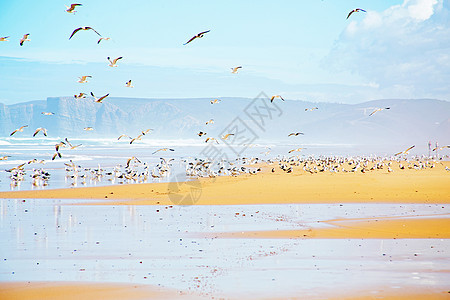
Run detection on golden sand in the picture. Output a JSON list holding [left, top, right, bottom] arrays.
[[204, 216, 450, 239], [0, 161, 449, 205], [0, 281, 184, 300]]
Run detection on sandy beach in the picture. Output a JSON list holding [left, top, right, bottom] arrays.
[[1, 161, 449, 299]]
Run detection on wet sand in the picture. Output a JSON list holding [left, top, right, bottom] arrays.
[[1, 162, 449, 299]]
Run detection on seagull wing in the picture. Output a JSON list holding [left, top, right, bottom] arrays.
[[113, 57, 122, 64], [347, 10, 355, 19], [69, 27, 82, 39], [97, 94, 109, 102], [199, 30, 210, 35], [86, 27, 101, 36], [183, 36, 197, 45], [404, 145, 415, 153]]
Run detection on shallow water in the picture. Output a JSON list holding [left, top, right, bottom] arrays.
[[0, 200, 449, 298]]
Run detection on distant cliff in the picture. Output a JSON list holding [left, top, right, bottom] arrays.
[[0, 96, 448, 145]]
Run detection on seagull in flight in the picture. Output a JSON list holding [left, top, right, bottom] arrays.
[[347, 8, 366, 19], [198, 131, 207, 137], [205, 137, 219, 144], [221, 133, 235, 140], [107, 56, 122, 67], [41, 112, 55, 116], [210, 99, 221, 104], [141, 128, 153, 135], [305, 107, 318, 112], [33, 128, 48, 137], [288, 132, 304, 137], [117, 134, 132, 140], [288, 148, 304, 153], [432, 145, 450, 151], [231, 66, 242, 74], [74, 92, 86, 99], [205, 119, 214, 125], [183, 30, 210, 45], [97, 37, 111, 44], [19, 34, 30, 46], [69, 27, 101, 39], [65, 3, 82, 14], [84, 127, 94, 131], [369, 107, 390, 116], [125, 80, 134, 88], [78, 75, 92, 83], [394, 145, 415, 156], [10, 125, 28, 136], [0, 36, 10, 42], [65, 138, 82, 149], [90, 92, 109, 103], [270, 95, 284, 103], [152, 148, 175, 154]]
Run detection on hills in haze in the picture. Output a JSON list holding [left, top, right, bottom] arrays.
[[0, 96, 448, 147]]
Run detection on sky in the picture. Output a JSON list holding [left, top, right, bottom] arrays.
[[0, 0, 448, 105]]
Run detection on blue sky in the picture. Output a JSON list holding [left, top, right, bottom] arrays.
[[0, 0, 448, 104]]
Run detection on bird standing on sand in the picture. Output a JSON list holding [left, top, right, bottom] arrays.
[[0, 36, 10, 41], [90, 92, 109, 103], [152, 148, 175, 154], [19, 34, 30, 46], [33, 128, 48, 137], [369, 107, 390, 116], [107, 56, 122, 67], [288, 132, 304, 137], [394, 145, 415, 156], [125, 80, 133, 88], [347, 8, 366, 19], [78, 75, 92, 83], [183, 30, 210, 45], [231, 66, 242, 74], [65, 3, 82, 14], [10, 125, 28, 136], [69, 27, 101, 39], [270, 95, 284, 103]]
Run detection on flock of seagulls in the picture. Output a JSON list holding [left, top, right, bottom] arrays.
[[2, 4, 448, 190]]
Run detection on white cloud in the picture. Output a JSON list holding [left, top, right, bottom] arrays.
[[327, 0, 450, 101]]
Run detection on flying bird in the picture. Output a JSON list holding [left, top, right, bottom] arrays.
[[78, 75, 92, 83], [432, 145, 450, 151], [41, 112, 55, 115], [205, 137, 219, 144], [125, 80, 133, 88], [126, 156, 141, 168], [288, 148, 304, 153], [65, 138, 82, 149], [130, 134, 143, 144], [231, 66, 242, 74], [394, 145, 415, 156], [10, 125, 28, 136], [210, 99, 221, 104], [90, 92, 109, 103], [117, 134, 132, 140], [270, 95, 284, 103], [33, 127, 48, 137], [347, 8, 366, 19], [183, 30, 210, 45], [205, 119, 214, 125], [369, 107, 390, 116], [107, 56, 122, 67], [0, 36, 10, 42], [221, 133, 235, 140], [19, 34, 30, 46], [141, 128, 153, 135], [65, 3, 82, 14], [198, 131, 207, 137], [152, 148, 175, 154], [74, 92, 86, 99], [0, 156, 11, 161], [305, 107, 318, 111], [288, 132, 304, 137], [52, 152, 62, 161], [97, 37, 110, 44], [55, 141, 66, 152], [84, 127, 94, 131], [69, 27, 101, 39]]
